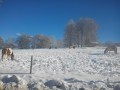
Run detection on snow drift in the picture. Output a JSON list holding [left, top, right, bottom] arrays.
[[0, 47, 120, 90]]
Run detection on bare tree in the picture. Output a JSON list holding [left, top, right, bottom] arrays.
[[16, 34, 32, 49], [77, 18, 98, 47], [64, 18, 98, 47], [64, 19, 77, 48]]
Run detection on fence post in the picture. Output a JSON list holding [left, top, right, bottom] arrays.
[[30, 56, 33, 74]]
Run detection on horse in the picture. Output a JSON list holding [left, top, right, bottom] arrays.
[[69, 45, 76, 49], [104, 45, 117, 54], [1, 48, 14, 60]]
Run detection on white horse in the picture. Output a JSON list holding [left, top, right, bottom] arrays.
[[104, 45, 117, 54], [2, 48, 14, 60]]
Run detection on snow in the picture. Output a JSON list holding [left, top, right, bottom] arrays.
[[0, 47, 120, 90]]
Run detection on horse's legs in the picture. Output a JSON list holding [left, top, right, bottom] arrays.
[[4, 54, 8, 60], [2, 54, 6, 61], [114, 49, 117, 54], [7, 55, 10, 60], [2, 54, 3, 61]]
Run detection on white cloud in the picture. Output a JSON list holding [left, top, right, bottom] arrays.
[[16, 33, 21, 36]]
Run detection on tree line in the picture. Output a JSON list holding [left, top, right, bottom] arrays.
[[0, 34, 63, 49], [0, 18, 100, 49]]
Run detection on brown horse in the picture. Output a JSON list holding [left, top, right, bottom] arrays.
[[2, 48, 14, 60], [104, 45, 117, 54]]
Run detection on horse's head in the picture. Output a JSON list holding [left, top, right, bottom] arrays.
[[11, 53, 14, 60], [104, 48, 108, 54]]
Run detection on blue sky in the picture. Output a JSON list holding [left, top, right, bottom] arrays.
[[0, 0, 120, 42]]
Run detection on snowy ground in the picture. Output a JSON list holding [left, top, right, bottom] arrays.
[[0, 47, 120, 90]]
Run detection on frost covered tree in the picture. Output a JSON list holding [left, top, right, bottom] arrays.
[[76, 18, 98, 47], [16, 34, 32, 49], [32, 34, 51, 48], [64, 19, 77, 47], [64, 18, 98, 47]]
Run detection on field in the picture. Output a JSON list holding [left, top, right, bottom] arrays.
[[0, 47, 120, 90]]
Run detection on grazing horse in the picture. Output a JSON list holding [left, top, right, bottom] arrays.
[[104, 45, 117, 54], [69, 45, 76, 49], [2, 48, 14, 60]]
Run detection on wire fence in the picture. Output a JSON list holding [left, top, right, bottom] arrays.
[[0, 56, 33, 74]]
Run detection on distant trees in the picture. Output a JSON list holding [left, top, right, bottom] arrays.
[[0, 34, 62, 49], [31, 34, 51, 49], [16, 34, 32, 49], [64, 18, 99, 47], [4, 38, 16, 48]]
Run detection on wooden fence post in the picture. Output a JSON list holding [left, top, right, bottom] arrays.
[[30, 56, 33, 74]]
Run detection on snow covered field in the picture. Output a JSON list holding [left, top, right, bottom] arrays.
[[0, 47, 120, 90]]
